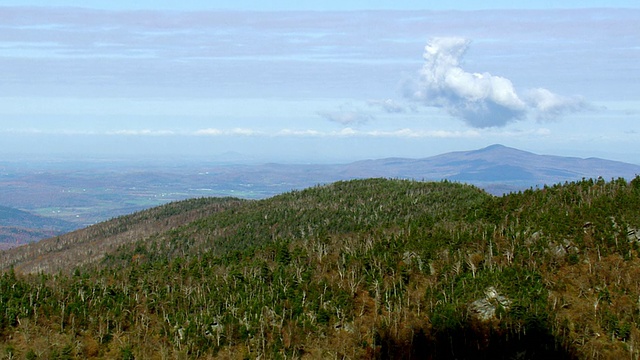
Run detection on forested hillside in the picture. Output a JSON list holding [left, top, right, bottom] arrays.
[[0, 197, 245, 274], [0, 205, 76, 249], [1, 177, 640, 359]]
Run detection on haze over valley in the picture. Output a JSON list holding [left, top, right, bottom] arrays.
[[1, 144, 639, 248]]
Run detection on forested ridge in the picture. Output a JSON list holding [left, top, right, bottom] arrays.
[[1, 177, 640, 359]]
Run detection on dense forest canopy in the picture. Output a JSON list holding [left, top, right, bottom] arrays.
[[1, 176, 640, 359]]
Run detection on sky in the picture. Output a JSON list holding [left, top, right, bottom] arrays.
[[1, 1, 639, 164]]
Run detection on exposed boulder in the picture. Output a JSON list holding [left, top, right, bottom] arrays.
[[469, 286, 511, 322]]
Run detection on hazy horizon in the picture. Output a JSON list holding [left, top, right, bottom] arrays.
[[1, 1, 639, 164]]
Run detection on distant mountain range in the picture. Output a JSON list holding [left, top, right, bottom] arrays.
[[339, 144, 640, 194], [207, 144, 640, 196], [1, 144, 639, 247]]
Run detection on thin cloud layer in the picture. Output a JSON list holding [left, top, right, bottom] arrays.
[[317, 104, 374, 125], [0, 126, 488, 139], [367, 99, 412, 113], [409, 37, 589, 128]]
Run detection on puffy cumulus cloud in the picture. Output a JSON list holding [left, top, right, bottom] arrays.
[[409, 37, 587, 128]]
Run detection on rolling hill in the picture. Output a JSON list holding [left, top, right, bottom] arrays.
[[0, 197, 244, 273], [0, 205, 75, 232], [0, 205, 76, 249], [1, 177, 640, 358], [1, 144, 638, 239]]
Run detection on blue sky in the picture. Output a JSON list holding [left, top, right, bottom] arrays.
[[1, 1, 639, 163], [5, 0, 640, 10]]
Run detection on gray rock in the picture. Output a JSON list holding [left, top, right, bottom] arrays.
[[469, 286, 511, 321]]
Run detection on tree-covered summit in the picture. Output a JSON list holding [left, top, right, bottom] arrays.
[[1, 177, 639, 359]]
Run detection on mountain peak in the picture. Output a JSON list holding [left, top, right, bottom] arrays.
[[481, 144, 508, 151], [465, 144, 530, 158], [474, 144, 522, 153]]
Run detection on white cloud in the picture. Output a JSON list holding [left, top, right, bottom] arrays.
[[194, 128, 223, 136], [229, 128, 259, 136], [408, 37, 589, 128], [277, 129, 323, 136], [524, 88, 590, 121], [194, 128, 260, 136]]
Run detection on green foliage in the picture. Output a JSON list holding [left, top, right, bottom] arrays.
[[0, 177, 639, 358], [25, 349, 37, 360], [120, 345, 135, 360]]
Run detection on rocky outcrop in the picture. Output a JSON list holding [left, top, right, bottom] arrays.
[[468, 286, 511, 322]]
